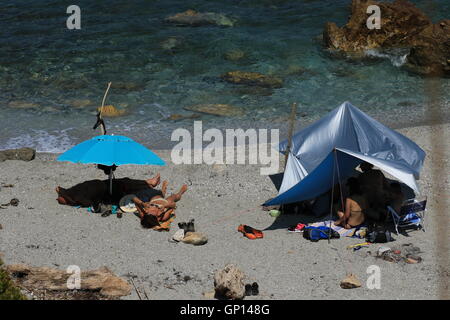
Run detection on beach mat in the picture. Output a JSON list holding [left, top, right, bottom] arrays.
[[309, 220, 359, 238]]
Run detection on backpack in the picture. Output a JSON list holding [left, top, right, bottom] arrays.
[[303, 226, 340, 242], [366, 225, 393, 243]]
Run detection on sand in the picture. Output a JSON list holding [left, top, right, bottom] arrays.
[[0, 123, 449, 300]]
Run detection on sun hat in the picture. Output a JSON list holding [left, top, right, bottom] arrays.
[[119, 194, 137, 213]]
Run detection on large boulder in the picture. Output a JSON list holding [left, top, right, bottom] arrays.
[[6, 264, 131, 298], [165, 10, 234, 27], [323, 0, 431, 53], [322, 0, 449, 76], [213, 264, 245, 300], [221, 71, 283, 88], [0, 148, 36, 162], [406, 20, 450, 76]]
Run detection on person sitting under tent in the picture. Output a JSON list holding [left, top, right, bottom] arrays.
[[334, 178, 367, 229], [387, 182, 405, 214], [56, 173, 162, 207], [132, 181, 188, 230], [358, 162, 389, 206]]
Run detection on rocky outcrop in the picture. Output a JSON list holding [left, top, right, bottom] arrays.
[[323, 0, 450, 76], [221, 71, 283, 88], [6, 264, 131, 298], [184, 104, 245, 117], [166, 10, 234, 27], [0, 148, 36, 162], [213, 264, 245, 300], [406, 20, 450, 76]]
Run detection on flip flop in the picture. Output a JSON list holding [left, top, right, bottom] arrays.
[[238, 224, 264, 239]]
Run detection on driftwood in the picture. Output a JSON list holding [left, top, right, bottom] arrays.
[[6, 264, 131, 298]]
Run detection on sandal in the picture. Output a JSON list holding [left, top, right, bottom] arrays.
[[238, 225, 264, 239]]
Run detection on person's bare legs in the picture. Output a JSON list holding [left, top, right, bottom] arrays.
[[161, 180, 168, 198], [334, 211, 345, 226], [146, 173, 161, 188], [166, 184, 188, 203]]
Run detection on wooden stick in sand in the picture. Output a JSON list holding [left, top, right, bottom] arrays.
[[93, 82, 112, 135], [130, 277, 143, 300], [284, 102, 298, 171]]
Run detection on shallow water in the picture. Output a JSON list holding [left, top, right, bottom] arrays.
[[0, 0, 449, 152]]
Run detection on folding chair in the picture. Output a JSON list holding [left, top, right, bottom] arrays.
[[387, 197, 427, 235]]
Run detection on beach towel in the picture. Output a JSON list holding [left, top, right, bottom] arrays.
[[309, 220, 364, 238], [151, 210, 176, 232]]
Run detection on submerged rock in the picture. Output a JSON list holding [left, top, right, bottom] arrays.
[[8, 100, 39, 109], [323, 0, 450, 76], [0, 148, 36, 162], [221, 71, 283, 88], [67, 99, 93, 108], [224, 49, 246, 61], [184, 104, 245, 117], [111, 81, 145, 91], [97, 105, 126, 117], [166, 113, 201, 121], [165, 9, 235, 27]]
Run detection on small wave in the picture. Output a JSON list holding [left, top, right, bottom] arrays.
[[364, 49, 408, 67], [1, 129, 75, 153]]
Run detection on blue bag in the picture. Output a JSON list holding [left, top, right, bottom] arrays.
[[303, 226, 340, 242]]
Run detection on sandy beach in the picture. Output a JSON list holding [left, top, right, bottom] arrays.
[[0, 123, 449, 300]]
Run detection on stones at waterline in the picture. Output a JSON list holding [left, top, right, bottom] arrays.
[[97, 105, 126, 117], [322, 0, 449, 76], [406, 20, 450, 76], [181, 232, 208, 246], [6, 264, 131, 297], [165, 113, 201, 121], [221, 71, 283, 89], [184, 104, 245, 117], [66, 99, 93, 108], [224, 49, 245, 61], [8, 100, 39, 109], [0, 148, 36, 162], [213, 264, 246, 300], [323, 0, 431, 54], [166, 10, 235, 27], [340, 273, 362, 289]]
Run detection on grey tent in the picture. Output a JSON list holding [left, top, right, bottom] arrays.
[[264, 102, 426, 206]]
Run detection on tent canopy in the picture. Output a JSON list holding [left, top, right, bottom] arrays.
[[264, 102, 425, 206]]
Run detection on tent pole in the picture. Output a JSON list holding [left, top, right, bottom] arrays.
[[328, 149, 337, 244], [284, 102, 297, 171]]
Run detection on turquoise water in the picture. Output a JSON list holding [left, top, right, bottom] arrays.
[[0, 0, 449, 152]]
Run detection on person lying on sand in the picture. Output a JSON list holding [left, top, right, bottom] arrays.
[[132, 181, 188, 229], [334, 178, 367, 229], [56, 173, 162, 207], [387, 182, 405, 213]]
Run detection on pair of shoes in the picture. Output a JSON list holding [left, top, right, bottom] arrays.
[[101, 210, 111, 217], [238, 225, 263, 240], [178, 219, 195, 233], [288, 223, 306, 233], [245, 282, 259, 296]]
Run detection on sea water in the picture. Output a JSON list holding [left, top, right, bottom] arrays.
[[0, 0, 449, 152]]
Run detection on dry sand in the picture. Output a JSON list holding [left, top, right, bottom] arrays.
[[0, 123, 449, 300]]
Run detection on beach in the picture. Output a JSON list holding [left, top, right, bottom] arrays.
[[0, 122, 448, 300]]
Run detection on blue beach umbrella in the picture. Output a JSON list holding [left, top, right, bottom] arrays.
[[57, 135, 165, 194]]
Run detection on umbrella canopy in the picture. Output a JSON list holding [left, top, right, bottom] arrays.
[[264, 102, 425, 206], [57, 135, 165, 166]]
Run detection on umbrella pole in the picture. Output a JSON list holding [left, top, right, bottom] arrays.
[[109, 171, 113, 195]]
